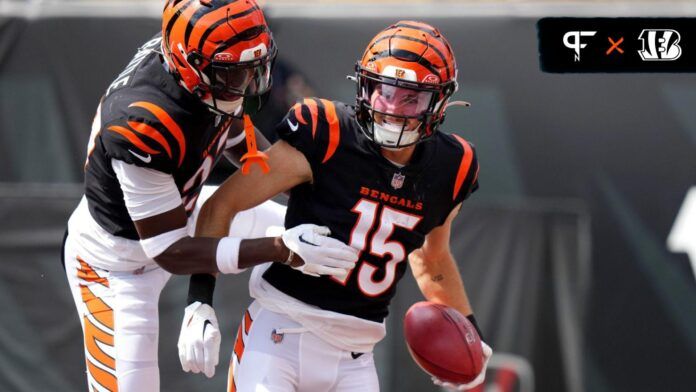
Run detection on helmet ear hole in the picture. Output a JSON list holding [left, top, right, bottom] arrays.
[[186, 51, 204, 68]]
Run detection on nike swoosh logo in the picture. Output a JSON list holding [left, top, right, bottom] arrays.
[[287, 118, 299, 132], [129, 149, 152, 163], [299, 233, 319, 246], [351, 352, 364, 359]]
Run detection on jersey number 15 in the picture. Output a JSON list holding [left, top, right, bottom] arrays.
[[332, 199, 422, 297]]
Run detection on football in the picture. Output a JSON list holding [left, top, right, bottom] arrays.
[[403, 301, 483, 384]]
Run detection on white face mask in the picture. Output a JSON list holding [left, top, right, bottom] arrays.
[[373, 121, 420, 148], [203, 96, 243, 116]]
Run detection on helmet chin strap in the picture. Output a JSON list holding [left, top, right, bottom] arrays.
[[446, 100, 471, 108], [204, 96, 243, 115]]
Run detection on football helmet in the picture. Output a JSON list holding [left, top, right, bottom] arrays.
[[162, 0, 277, 116], [355, 21, 458, 148]]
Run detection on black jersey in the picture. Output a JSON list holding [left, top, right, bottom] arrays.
[[84, 34, 234, 240], [264, 98, 479, 322]]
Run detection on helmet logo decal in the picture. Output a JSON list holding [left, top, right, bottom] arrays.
[[382, 65, 417, 81], [422, 74, 440, 84], [240, 43, 267, 61], [213, 52, 235, 62]]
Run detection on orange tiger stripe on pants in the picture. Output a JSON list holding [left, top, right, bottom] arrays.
[[228, 310, 254, 392], [79, 263, 117, 392]]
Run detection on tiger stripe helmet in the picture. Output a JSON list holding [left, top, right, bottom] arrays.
[[355, 21, 458, 148], [162, 0, 276, 114]]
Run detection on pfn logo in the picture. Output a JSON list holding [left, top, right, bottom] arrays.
[[563, 31, 597, 61], [638, 29, 682, 61]]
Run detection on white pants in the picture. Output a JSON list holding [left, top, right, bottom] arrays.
[[64, 247, 169, 392], [228, 301, 380, 392], [64, 197, 287, 391]]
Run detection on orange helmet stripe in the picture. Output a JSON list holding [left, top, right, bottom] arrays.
[[184, 5, 230, 50], [193, 5, 262, 54], [165, 0, 200, 56], [163, 0, 196, 51], [129, 102, 186, 167], [367, 34, 450, 79], [107, 125, 160, 155], [363, 21, 456, 83], [320, 99, 340, 164], [452, 134, 475, 201], [127, 120, 173, 160]]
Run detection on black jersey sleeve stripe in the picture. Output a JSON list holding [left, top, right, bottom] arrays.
[[107, 125, 161, 155], [128, 102, 186, 167], [126, 120, 173, 159], [292, 102, 308, 125]]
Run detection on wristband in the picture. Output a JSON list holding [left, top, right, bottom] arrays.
[[215, 237, 244, 274], [187, 274, 216, 306], [466, 314, 485, 342]]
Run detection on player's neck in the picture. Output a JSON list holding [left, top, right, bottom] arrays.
[[380, 145, 416, 167]]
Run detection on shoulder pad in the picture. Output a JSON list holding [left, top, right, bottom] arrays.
[[101, 100, 188, 173], [447, 133, 479, 202], [278, 98, 346, 164]]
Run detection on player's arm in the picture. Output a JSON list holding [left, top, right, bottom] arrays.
[[408, 204, 475, 322], [195, 139, 311, 238], [114, 160, 291, 275], [408, 204, 492, 391]]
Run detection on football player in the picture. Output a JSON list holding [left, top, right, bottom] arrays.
[[62, 1, 357, 391], [181, 20, 492, 391]]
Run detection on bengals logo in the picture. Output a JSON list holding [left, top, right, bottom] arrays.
[[638, 29, 682, 61], [254, 49, 262, 58], [395, 69, 406, 78]]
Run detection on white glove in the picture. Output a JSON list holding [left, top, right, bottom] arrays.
[[282, 224, 359, 278], [178, 302, 221, 378], [432, 342, 493, 391]]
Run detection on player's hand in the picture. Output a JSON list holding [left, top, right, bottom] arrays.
[[178, 302, 221, 378], [282, 224, 358, 278], [432, 342, 492, 391]]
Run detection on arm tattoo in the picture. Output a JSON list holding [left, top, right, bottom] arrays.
[[431, 274, 444, 282]]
